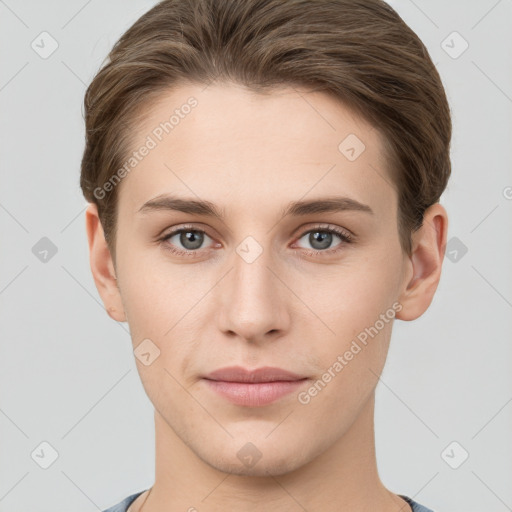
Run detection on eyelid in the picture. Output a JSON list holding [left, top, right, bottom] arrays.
[[158, 222, 212, 239], [294, 223, 354, 242]]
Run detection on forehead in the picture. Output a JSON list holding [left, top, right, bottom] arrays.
[[118, 82, 396, 218]]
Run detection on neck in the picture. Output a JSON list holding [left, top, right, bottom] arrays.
[[140, 392, 408, 512]]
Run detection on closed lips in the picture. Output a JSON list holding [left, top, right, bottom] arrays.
[[203, 365, 308, 383]]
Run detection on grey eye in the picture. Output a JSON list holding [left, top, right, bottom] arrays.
[[296, 230, 344, 251], [166, 229, 212, 251]]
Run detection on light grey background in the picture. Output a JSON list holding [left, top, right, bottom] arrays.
[[0, 1, 511, 511]]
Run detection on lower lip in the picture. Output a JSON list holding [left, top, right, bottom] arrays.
[[203, 379, 308, 407]]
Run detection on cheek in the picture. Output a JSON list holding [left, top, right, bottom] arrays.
[[298, 252, 402, 376], [116, 251, 208, 375], [309, 258, 400, 334], [294, 273, 398, 419], [117, 245, 182, 314]]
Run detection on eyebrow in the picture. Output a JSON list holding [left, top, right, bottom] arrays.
[[138, 194, 374, 219]]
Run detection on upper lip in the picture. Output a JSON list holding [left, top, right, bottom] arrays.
[[204, 366, 307, 383]]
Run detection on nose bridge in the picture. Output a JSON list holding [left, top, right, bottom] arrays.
[[216, 236, 287, 341], [234, 241, 275, 298]]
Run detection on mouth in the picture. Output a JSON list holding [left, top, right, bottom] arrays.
[[202, 366, 309, 407]]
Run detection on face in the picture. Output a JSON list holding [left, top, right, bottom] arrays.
[[92, 82, 422, 476]]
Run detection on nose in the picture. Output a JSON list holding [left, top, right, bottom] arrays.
[[215, 245, 290, 344]]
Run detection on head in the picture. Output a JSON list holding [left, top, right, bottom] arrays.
[[82, 0, 450, 476]]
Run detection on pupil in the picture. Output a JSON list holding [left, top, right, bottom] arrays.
[[310, 231, 332, 250], [181, 231, 203, 250]]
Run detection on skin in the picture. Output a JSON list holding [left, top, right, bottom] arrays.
[[86, 82, 448, 512]]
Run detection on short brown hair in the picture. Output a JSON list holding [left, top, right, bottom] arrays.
[[80, 0, 452, 257]]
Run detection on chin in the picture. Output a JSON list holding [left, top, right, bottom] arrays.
[[197, 439, 309, 477]]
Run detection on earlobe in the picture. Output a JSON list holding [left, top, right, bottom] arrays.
[[396, 203, 448, 321], [85, 203, 127, 322]]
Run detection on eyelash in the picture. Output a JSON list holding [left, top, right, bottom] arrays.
[[159, 223, 354, 258]]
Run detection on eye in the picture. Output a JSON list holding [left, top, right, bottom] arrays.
[[294, 224, 353, 255], [160, 225, 215, 257], [159, 223, 354, 259]]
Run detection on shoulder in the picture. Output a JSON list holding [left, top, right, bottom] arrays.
[[102, 491, 146, 512], [399, 494, 436, 512]]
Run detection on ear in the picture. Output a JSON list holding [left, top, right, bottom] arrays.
[[396, 203, 448, 321], [85, 203, 126, 322]]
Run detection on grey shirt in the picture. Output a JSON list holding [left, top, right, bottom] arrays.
[[102, 490, 436, 511]]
